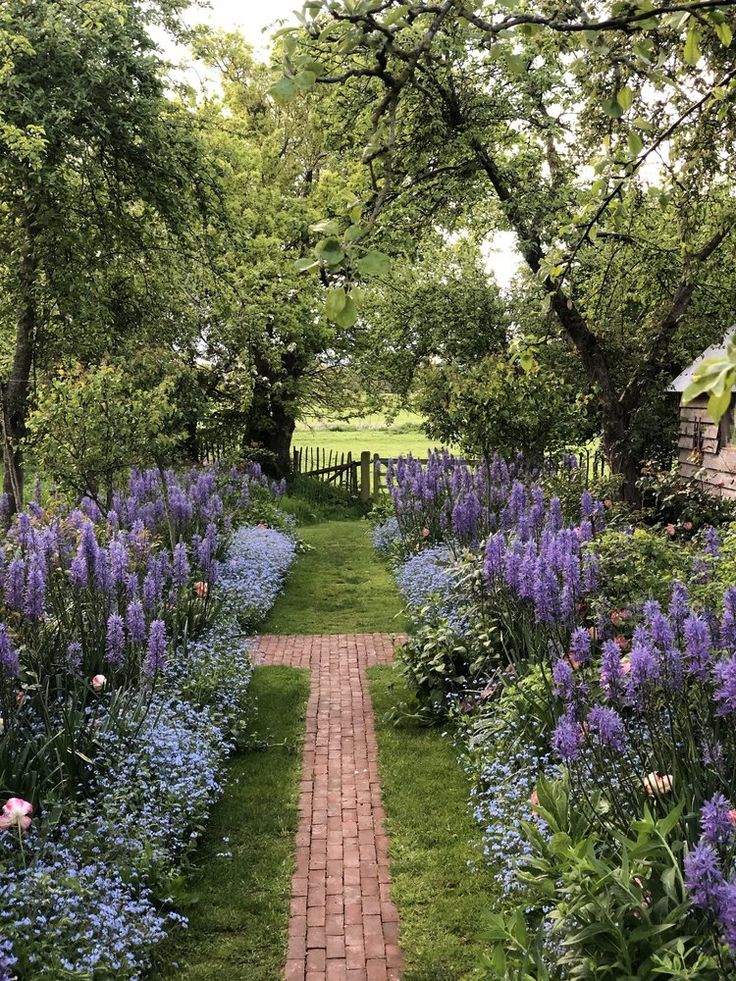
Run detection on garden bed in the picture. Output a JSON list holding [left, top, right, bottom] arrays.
[[374, 450, 736, 977], [0, 466, 296, 979]]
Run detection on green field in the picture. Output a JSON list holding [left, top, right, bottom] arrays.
[[293, 410, 445, 460]]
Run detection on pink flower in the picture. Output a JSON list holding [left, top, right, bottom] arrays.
[[530, 789, 540, 815], [91, 674, 107, 692], [195, 581, 208, 598], [0, 797, 33, 832], [642, 772, 673, 796], [421, 527, 430, 539], [665, 523, 676, 537], [620, 654, 632, 675], [257, 523, 266, 530], [728, 809, 736, 826]]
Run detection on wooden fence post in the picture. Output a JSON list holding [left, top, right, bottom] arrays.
[[360, 451, 371, 503], [372, 453, 381, 501]]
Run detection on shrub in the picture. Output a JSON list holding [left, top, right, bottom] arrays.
[[638, 459, 736, 531], [591, 528, 691, 611]]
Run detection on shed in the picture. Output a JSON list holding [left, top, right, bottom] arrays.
[[669, 331, 736, 497]]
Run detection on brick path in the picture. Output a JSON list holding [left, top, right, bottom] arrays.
[[256, 633, 404, 981]]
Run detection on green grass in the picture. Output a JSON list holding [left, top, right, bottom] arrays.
[[262, 520, 407, 635], [294, 410, 441, 459], [368, 666, 500, 981], [150, 666, 310, 981]]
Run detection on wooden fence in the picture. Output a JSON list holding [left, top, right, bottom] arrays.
[[293, 445, 609, 501]]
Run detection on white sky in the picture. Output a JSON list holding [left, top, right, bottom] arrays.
[[179, 1, 523, 287], [187, 0, 302, 50]]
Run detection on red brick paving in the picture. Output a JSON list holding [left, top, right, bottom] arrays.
[[256, 634, 405, 981]]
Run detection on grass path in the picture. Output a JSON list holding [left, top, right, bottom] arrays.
[[262, 520, 407, 635], [368, 667, 500, 980], [150, 666, 310, 981]]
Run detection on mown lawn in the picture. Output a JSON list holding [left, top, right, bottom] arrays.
[[150, 665, 310, 981], [262, 520, 407, 635], [293, 410, 446, 459], [368, 666, 500, 980]]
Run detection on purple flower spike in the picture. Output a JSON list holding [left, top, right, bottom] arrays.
[[552, 658, 576, 703], [4, 557, 25, 611], [172, 542, 190, 588], [714, 655, 736, 716], [105, 613, 126, 666], [628, 641, 660, 695], [683, 614, 712, 679], [587, 704, 626, 752], [600, 639, 626, 702], [569, 627, 591, 666], [0, 626, 20, 677], [143, 619, 167, 677], [126, 600, 146, 646], [668, 582, 689, 628], [552, 712, 582, 762], [23, 554, 46, 620], [684, 842, 724, 911], [701, 793, 735, 847]]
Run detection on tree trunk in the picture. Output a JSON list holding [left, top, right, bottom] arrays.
[[600, 409, 641, 503], [243, 398, 296, 478], [2, 228, 36, 517]]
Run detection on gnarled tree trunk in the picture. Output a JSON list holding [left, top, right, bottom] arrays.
[[2, 228, 36, 517]]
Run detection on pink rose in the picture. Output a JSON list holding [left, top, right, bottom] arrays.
[[0, 797, 33, 832], [195, 581, 208, 598], [91, 674, 107, 692]]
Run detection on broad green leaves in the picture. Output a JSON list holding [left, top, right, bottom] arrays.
[[325, 287, 357, 327], [683, 339, 736, 420]]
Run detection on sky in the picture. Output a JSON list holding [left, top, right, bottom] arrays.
[[187, 0, 302, 50], [179, 1, 523, 288]]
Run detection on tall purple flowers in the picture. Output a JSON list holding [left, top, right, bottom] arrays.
[[143, 620, 167, 678]]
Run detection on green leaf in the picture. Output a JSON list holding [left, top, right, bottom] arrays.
[[713, 20, 733, 46], [325, 287, 348, 321], [294, 70, 317, 91], [602, 98, 624, 119], [334, 294, 358, 328], [616, 87, 635, 111], [627, 131, 644, 157], [294, 257, 319, 273], [708, 388, 732, 421], [314, 237, 345, 267], [310, 218, 341, 235], [683, 26, 701, 65], [356, 250, 390, 277], [269, 76, 297, 103]]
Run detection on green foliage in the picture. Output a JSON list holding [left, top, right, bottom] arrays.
[[540, 458, 622, 522], [486, 775, 721, 980], [591, 529, 691, 610], [638, 460, 736, 530], [417, 353, 591, 460], [27, 363, 179, 504]]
